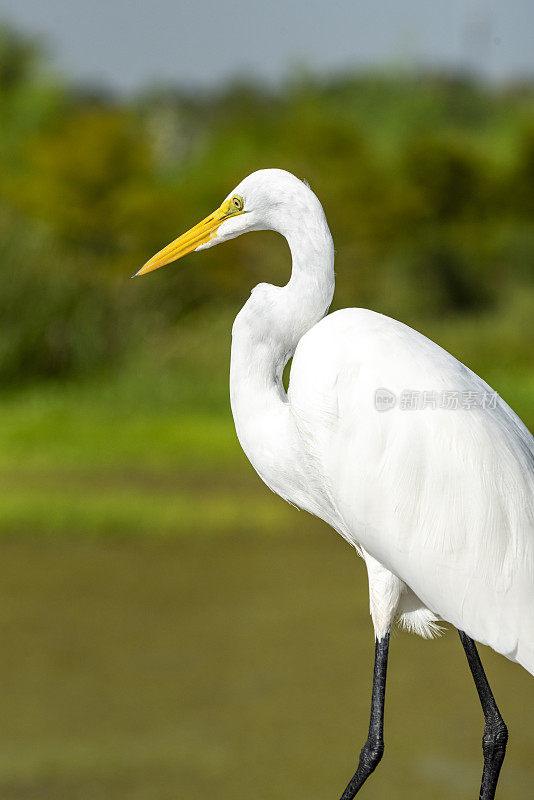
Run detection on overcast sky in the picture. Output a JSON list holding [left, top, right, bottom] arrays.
[[1, 0, 533, 92]]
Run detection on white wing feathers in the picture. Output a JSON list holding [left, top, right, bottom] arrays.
[[289, 308, 534, 673]]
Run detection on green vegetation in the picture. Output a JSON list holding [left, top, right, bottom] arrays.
[[0, 22, 533, 800], [1, 25, 534, 387]]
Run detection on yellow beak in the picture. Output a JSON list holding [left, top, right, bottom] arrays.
[[133, 198, 243, 277]]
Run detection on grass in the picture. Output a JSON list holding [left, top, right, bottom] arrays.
[[0, 364, 292, 537], [0, 395, 294, 538], [0, 302, 531, 539], [0, 469, 296, 538]]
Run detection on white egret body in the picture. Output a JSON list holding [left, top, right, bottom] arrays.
[[136, 168, 533, 798]]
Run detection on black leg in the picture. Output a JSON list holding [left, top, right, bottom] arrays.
[[339, 631, 390, 799], [458, 630, 508, 800]]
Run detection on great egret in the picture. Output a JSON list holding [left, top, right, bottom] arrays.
[[135, 169, 534, 799]]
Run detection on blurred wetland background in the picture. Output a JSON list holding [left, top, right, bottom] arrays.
[[0, 8, 534, 799]]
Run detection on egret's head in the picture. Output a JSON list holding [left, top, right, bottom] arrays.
[[133, 169, 319, 277]]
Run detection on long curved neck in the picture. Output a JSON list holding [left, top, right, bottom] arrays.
[[230, 216, 334, 493]]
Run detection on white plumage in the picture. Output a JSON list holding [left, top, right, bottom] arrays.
[[136, 167, 532, 797], [290, 309, 534, 667], [219, 169, 534, 676]]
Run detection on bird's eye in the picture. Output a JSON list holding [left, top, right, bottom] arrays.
[[232, 195, 244, 211]]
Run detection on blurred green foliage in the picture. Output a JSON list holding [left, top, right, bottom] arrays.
[[1, 24, 533, 386]]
